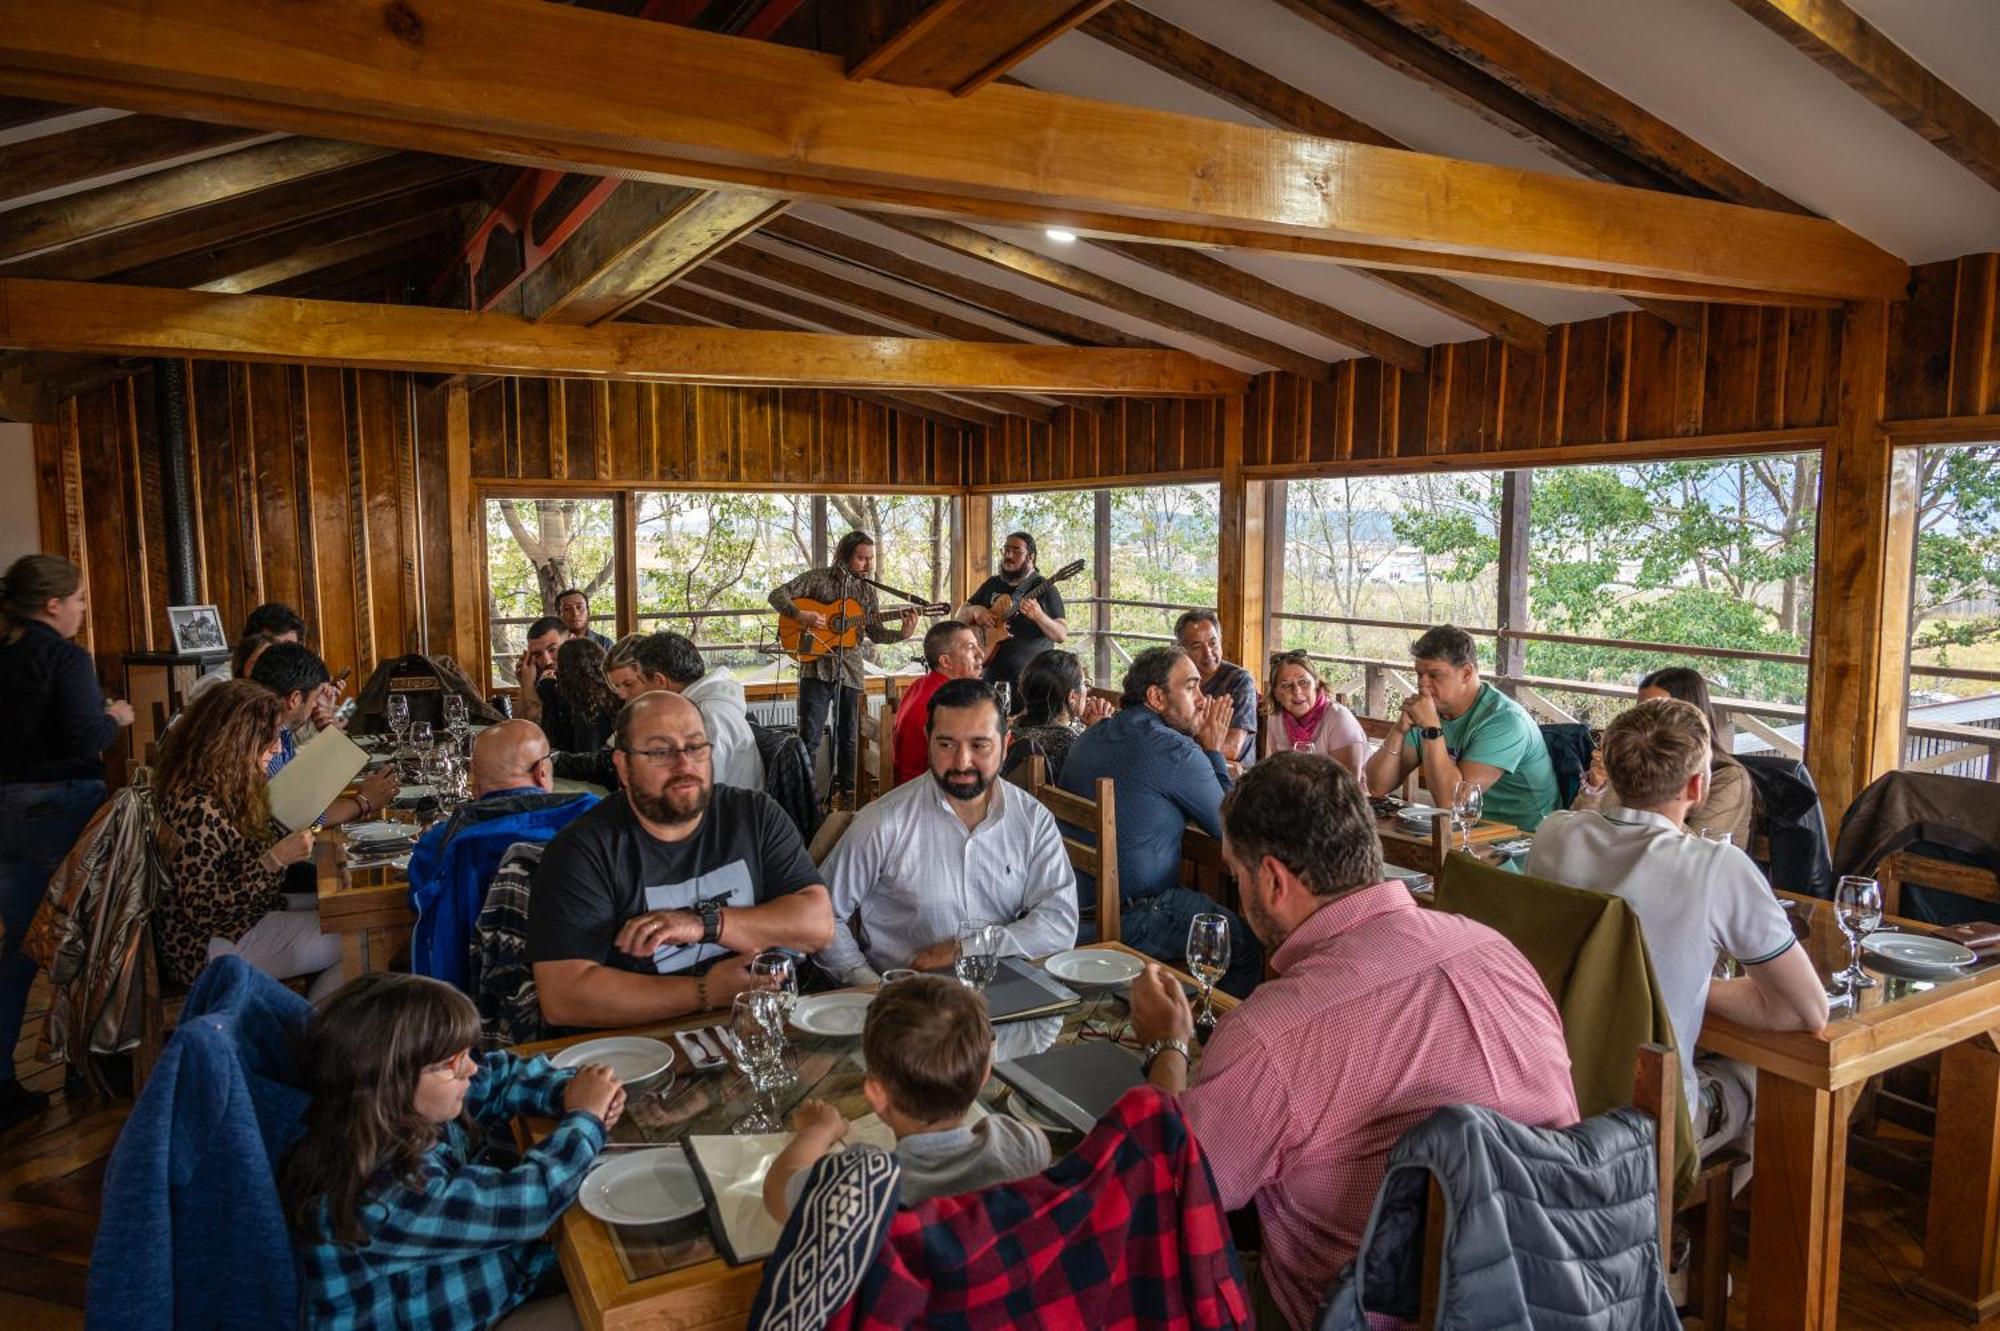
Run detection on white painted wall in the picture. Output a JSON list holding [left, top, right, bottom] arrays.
[[0, 423, 41, 569]]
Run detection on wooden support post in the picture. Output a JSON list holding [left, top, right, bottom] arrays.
[[1495, 469, 1530, 688], [1263, 478, 1288, 661], [959, 492, 991, 604], [1216, 396, 1267, 675], [442, 381, 485, 679], [613, 489, 638, 641], [1913, 1033, 2000, 1320], [1803, 299, 1910, 840], [1093, 487, 1112, 686], [810, 495, 829, 569]]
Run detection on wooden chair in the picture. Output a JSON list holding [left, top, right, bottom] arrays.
[[1421, 1044, 1678, 1330], [1876, 848, 2000, 917], [1024, 754, 1120, 944], [1180, 824, 1233, 910], [808, 808, 855, 866], [855, 678, 902, 809]]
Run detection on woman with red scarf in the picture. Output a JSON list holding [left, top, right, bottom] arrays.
[[1259, 651, 1367, 775]]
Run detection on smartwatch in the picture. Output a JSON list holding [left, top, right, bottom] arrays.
[[698, 899, 724, 945], [1420, 726, 1444, 742]]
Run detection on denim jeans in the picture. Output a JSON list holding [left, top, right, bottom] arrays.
[[797, 678, 860, 794], [1120, 886, 1264, 998], [0, 779, 107, 1081]]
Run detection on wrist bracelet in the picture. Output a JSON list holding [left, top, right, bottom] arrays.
[[355, 792, 373, 817]]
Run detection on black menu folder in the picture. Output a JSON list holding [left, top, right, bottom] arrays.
[[982, 956, 1081, 1024], [993, 1041, 1146, 1135]]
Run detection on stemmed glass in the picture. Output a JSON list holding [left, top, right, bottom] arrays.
[[1187, 913, 1230, 1038], [954, 922, 1002, 991], [1834, 875, 1883, 993], [730, 989, 792, 1135], [386, 693, 410, 747], [751, 950, 798, 1022], [1452, 779, 1484, 852], [443, 693, 469, 752]]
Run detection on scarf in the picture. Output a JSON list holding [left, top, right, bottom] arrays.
[[1282, 694, 1332, 749]]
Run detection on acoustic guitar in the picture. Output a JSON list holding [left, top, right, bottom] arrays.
[[778, 597, 950, 663], [980, 559, 1086, 652]]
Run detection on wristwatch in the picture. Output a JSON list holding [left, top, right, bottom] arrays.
[[1420, 726, 1444, 741], [1141, 1037, 1192, 1076], [697, 899, 724, 945]]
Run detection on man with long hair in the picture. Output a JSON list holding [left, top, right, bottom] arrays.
[[958, 530, 1068, 694], [767, 531, 918, 809]]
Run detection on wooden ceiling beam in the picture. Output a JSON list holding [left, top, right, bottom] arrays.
[[195, 207, 473, 296], [1729, 0, 2000, 193], [678, 266, 1061, 421], [1094, 239, 1425, 371], [0, 95, 67, 130], [764, 215, 1154, 348], [0, 278, 1247, 395], [846, 0, 1118, 95], [0, 0, 1904, 301], [875, 216, 1337, 380], [638, 290, 1005, 430], [0, 114, 268, 208], [0, 137, 396, 268], [716, 242, 1031, 345], [263, 252, 432, 302], [520, 183, 789, 325]]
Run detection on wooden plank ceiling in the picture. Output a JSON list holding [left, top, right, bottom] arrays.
[[1, 0, 1993, 426]]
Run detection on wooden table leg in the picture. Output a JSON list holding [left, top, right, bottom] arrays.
[[1913, 1034, 2000, 1321], [1747, 1072, 1856, 1331], [341, 931, 368, 981]]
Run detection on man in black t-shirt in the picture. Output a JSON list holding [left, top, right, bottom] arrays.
[[528, 692, 835, 1029], [959, 530, 1068, 695]]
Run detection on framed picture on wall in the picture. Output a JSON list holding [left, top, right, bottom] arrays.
[[167, 604, 228, 654]]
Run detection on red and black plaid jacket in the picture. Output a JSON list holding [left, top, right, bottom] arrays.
[[753, 1085, 1251, 1330]]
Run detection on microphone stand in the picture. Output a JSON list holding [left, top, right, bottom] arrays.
[[853, 573, 935, 608]]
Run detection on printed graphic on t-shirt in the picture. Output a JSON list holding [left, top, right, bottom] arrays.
[[642, 860, 756, 974]]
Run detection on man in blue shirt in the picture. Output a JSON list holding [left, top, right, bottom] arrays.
[[1061, 647, 1262, 996]]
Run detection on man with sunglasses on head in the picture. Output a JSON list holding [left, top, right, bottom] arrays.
[[529, 692, 835, 1031]]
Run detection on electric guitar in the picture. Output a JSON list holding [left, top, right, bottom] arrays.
[[778, 597, 950, 663], [979, 559, 1086, 652]]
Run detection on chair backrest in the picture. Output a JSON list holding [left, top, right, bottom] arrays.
[[856, 678, 902, 808], [1181, 824, 1231, 906], [1026, 754, 1120, 943], [809, 809, 855, 866], [469, 840, 549, 1047], [1418, 1043, 1677, 1330]]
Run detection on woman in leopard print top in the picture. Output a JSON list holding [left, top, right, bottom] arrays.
[[153, 680, 321, 988]]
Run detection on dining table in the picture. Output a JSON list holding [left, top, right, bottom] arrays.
[[1698, 892, 2000, 1329], [511, 942, 1231, 1331], [1373, 803, 1524, 878]]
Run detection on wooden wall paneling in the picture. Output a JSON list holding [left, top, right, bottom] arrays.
[[604, 381, 641, 481], [1394, 367, 1429, 459], [1559, 317, 1610, 444], [1497, 341, 1547, 450], [279, 366, 319, 645], [126, 370, 166, 653], [1675, 309, 1709, 437], [1604, 314, 1634, 443], [1886, 259, 1957, 421], [414, 381, 455, 658], [31, 420, 68, 560], [443, 380, 484, 673], [192, 361, 244, 625], [245, 364, 302, 619], [467, 377, 507, 478], [340, 371, 380, 665], [1622, 314, 1680, 442], [1950, 253, 1998, 418], [302, 365, 360, 678], [861, 394, 891, 489], [1703, 305, 1764, 435], [73, 383, 129, 666], [519, 377, 554, 481], [1450, 339, 1494, 452], [1350, 363, 1384, 461], [1755, 306, 1789, 432], [776, 389, 809, 485], [1783, 308, 1835, 429], [739, 388, 772, 485]]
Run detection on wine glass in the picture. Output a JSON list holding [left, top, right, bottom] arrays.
[[1452, 779, 1484, 852], [443, 692, 469, 748], [730, 989, 792, 1135], [953, 922, 1002, 991], [386, 693, 410, 747], [1187, 912, 1230, 1037], [1834, 875, 1883, 993], [751, 950, 798, 1021]]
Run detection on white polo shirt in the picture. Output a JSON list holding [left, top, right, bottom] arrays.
[[1527, 806, 1796, 1111]]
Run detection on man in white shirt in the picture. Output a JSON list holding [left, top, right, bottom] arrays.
[[606, 631, 765, 792], [817, 678, 1078, 985], [1528, 697, 1827, 1154]]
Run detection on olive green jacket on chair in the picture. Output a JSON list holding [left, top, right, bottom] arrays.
[[1435, 852, 1697, 1201]]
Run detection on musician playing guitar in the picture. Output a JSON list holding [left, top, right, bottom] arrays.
[[959, 531, 1068, 695], [767, 530, 918, 808]]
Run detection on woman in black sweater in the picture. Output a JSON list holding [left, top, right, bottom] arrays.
[[0, 555, 134, 1129]]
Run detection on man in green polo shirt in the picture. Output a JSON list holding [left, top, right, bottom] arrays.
[[1363, 625, 1558, 831]]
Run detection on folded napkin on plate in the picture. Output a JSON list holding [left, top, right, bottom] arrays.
[[1934, 922, 2000, 955]]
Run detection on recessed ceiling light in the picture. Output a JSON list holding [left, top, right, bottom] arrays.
[[1045, 228, 1078, 243]]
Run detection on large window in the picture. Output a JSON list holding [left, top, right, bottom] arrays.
[[484, 495, 618, 686], [1902, 442, 2000, 781]]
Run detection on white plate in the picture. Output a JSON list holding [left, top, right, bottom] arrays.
[[397, 784, 438, 800], [550, 1036, 675, 1084], [1395, 804, 1451, 827], [578, 1149, 705, 1226], [790, 992, 873, 1037], [343, 820, 412, 844], [1862, 931, 1977, 974], [1043, 949, 1143, 989]]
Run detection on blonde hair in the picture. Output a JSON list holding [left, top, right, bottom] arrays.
[[1603, 697, 1711, 806]]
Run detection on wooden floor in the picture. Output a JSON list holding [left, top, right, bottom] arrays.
[[0, 977, 1981, 1331]]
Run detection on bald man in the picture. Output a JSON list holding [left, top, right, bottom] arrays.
[[405, 718, 601, 989], [528, 692, 834, 1030]]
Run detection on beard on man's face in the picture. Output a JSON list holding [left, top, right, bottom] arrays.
[[630, 775, 710, 826], [932, 766, 990, 802]]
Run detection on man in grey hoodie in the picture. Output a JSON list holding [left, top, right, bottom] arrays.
[[606, 631, 765, 791]]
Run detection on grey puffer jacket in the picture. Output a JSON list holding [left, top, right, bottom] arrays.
[[1318, 1104, 1678, 1331]]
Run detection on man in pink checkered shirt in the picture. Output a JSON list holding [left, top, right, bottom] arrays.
[[1131, 753, 1579, 1328]]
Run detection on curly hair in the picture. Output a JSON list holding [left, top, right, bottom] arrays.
[[555, 636, 619, 722], [154, 678, 284, 839]]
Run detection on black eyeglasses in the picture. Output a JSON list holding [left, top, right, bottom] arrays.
[[619, 741, 713, 768]]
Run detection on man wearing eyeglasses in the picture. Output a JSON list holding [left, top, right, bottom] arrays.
[[529, 692, 835, 1030], [405, 720, 601, 989]]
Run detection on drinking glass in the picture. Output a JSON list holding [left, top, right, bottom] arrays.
[[442, 692, 468, 744], [386, 693, 410, 746], [1186, 912, 1230, 1035], [1452, 779, 1484, 852], [730, 989, 791, 1135], [994, 681, 1013, 722], [880, 969, 920, 987], [751, 950, 798, 1021], [1833, 875, 1883, 992], [953, 922, 1003, 991]]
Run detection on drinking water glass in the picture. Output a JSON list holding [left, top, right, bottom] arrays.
[[954, 922, 1003, 991], [386, 693, 410, 746], [751, 950, 798, 1020], [730, 989, 792, 1135], [443, 692, 469, 746], [1187, 912, 1230, 1035], [1834, 875, 1883, 993], [1452, 779, 1484, 852]]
